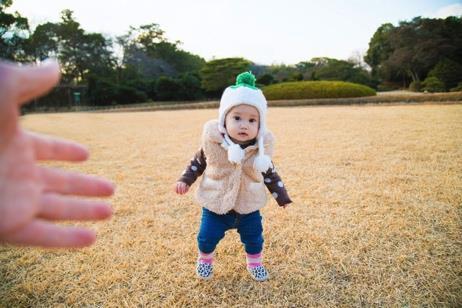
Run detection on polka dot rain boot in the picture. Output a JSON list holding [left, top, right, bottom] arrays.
[[246, 252, 269, 282], [196, 251, 214, 280], [247, 265, 269, 282]]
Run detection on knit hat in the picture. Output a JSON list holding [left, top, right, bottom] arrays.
[[218, 72, 272, 173]]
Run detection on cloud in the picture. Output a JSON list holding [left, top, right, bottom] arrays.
[[431, 3, 462, 18]]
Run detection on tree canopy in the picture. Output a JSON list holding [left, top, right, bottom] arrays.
[[365, 16, 462, 88], [0, 0, 29, 60], [200, 58, 251, 95]]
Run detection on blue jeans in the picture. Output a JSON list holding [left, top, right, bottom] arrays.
[[197, 208, 264, 254]]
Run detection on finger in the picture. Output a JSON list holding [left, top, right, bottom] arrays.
[[40, 167, 115, 197], [38, 193, 112, 221], [29, 132, 89, 161], [177, 183, 185, 194], [15, 59, 61, 105], [2, 220, 96, 248]]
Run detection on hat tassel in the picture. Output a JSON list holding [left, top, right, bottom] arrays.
[[253, 136, 272, 173]]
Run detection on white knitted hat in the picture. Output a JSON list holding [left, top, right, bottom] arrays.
[[218, 72, 272, 173]]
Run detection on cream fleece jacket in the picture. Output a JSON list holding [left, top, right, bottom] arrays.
[[195, 119, 274, 214]]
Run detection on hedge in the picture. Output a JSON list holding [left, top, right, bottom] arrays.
[[263, 80, 376, 100]]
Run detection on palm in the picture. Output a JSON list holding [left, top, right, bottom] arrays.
[[0, 129, 41, 234]]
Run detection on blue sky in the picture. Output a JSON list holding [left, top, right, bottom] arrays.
[[8, 0, 462, 65]]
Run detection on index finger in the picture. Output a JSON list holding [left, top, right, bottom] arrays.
[[29, 132, 89, 162], [2, 220, 97, 248]]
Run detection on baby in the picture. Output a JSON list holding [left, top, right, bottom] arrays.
[[175, 72, 292, 281]]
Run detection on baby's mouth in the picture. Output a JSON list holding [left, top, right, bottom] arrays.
[[238, 132, 248, 137]]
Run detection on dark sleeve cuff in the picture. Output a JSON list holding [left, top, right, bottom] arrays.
[[178, 175, 195, 186], [272, 191, 293, 207]]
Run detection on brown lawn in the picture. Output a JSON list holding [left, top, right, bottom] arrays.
[[1, 104, 461, 306]]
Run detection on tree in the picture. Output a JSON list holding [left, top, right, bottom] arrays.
[[22, 10, 117, 106], [0, 0, 29, 60], [256, 73, 274, 86], [257, 63, 300, 83], [365, 17, 462, 87], [348, 50, 370, 70], [364, 23, 394, 77], [26, 10, 116, 84], [117, 23, 205, 79], [427, 58, 462, 90], [305, 57, 376, 88], [156, 76, 181, 101], [56, 10, 115, 83], [178, 72, 203, 100], [25, 22, 59, 61], [200, 58, 251, 96]]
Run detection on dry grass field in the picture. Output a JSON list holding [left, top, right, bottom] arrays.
[[1, 104, 461, 307]]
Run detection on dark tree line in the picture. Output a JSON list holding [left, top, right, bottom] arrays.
[[1, 0, 461, 109], [365, 16, 462, 91]]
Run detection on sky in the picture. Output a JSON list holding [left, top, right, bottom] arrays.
[[8, 0, 462, 65]]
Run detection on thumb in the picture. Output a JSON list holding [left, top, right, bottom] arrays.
[[16, 59, 61, 106], [0, 59, 61, 147]]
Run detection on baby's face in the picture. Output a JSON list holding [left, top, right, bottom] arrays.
[[225, 104, 259, 144]]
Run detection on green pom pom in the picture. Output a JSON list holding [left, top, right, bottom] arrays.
[[235, 71, 256, 88]]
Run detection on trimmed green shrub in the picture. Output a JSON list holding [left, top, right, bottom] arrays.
[[262, 80, 376, 100], [422, 76, 445, 93]]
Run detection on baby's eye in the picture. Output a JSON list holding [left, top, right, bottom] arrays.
[[233, 116, 241, 121], [249, 119, 256, 123]]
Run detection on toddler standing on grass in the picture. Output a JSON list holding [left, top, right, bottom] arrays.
[[174, 72, 292, 281]]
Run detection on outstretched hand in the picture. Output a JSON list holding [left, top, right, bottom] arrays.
[[0, 60, 115, 248]]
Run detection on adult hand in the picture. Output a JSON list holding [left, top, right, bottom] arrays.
[[0, 59, 115, 248]]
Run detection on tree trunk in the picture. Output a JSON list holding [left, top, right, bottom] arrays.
[[409, 70, 420, 83]]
